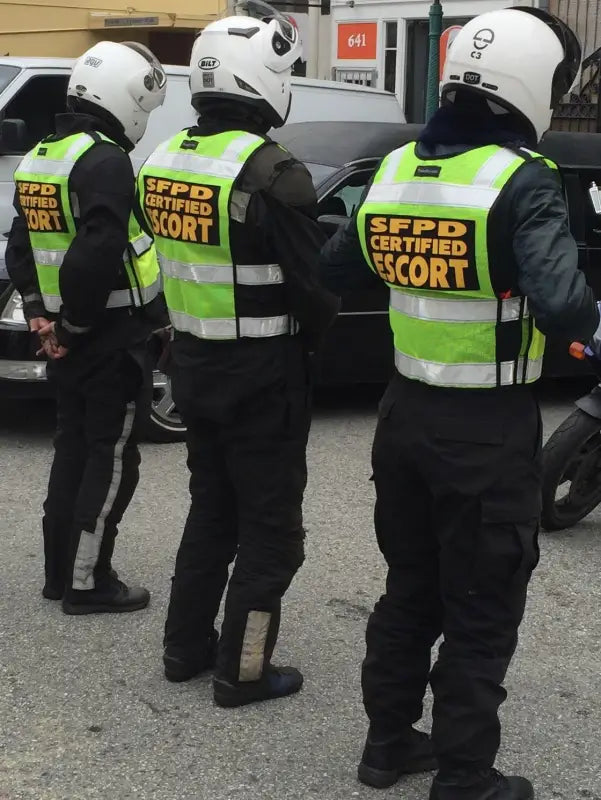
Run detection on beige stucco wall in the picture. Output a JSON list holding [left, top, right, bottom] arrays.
[[0, 0, 228, 56]]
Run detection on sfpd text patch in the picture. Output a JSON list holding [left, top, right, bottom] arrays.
[[16, 180, 67, 233], [143, 176, 220, 246], [365, 214, 479, 291]]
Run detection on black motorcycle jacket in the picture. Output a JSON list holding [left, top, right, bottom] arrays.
[[320, 102, 599, 344], [6, 112, 167, 352]]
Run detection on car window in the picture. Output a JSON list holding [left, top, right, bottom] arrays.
[[305, 162, 337, 187], [317, 169, 374, 217], [2, 75, 69, 152]]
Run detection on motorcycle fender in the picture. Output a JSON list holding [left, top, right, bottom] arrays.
[[575, 384, 601, 420]]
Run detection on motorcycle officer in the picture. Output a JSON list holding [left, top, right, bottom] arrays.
[[138, 4, 339, 706], [6, 41, 167, 614], [320, 8, 598, 799]]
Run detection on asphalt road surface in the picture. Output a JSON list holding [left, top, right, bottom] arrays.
[[1, 381, 600, 800]]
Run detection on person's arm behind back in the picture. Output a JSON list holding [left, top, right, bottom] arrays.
[[243, 144, 341, 349], [511, 160, 599, 341]]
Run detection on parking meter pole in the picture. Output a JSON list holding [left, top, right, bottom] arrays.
[[425, 0, 443, 122]]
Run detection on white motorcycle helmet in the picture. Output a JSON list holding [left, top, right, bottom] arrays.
[[440, 6, 581, 142], [189, 0, 302, 128], [68, 41, 167, 147]]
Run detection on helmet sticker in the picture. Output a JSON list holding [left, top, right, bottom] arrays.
[[471, 28, 495, 60], [199, 57, 220, 70], [84, 56, 103, 68]]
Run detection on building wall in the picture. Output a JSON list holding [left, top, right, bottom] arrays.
[[0, 0, 225, 58], [330, 0, 539, 117]]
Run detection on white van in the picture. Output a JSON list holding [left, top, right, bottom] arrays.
[[0, 58, 404, 278]]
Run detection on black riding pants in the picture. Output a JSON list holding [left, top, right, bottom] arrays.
[[362, 373, 541, 775], [43, 348, 149, 593], [164, 339, 311, 683]]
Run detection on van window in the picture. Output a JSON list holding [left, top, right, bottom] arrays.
[[318, 169, 375, 217], [2, 75, 69, 151], [0, 66, 20, 95]]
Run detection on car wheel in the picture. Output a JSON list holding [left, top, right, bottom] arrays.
[[145, 370, 187, 443]]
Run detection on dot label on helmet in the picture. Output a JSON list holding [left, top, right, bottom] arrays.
[[463, 72, 481, 86], [365, 214, 479, 291], [199, 57, 221, 70], [16, 181, 68, 233], [143, 176, 221, 246], [84, 56, 103, 68]]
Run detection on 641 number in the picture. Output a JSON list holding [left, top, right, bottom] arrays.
[[347, 33, 367, 48]]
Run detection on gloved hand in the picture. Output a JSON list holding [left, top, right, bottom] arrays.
[[587, 301, 601, 359]]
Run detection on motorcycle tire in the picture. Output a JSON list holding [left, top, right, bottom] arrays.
[[541, 407, 601, 531]]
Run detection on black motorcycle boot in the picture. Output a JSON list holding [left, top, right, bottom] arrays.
[[163, 630, 219, 683], [429, 769, 534, 800], [46, 568, 119, 602], [62, 575, 150, 615], [358, 727, 437, 788], [213, 665, 304, 708]]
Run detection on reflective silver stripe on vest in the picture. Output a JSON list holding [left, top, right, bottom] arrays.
[[42, 294, 61, 313], [473, 148, 521, 187], [106, 282, 160, 309], [160, 258, 284, 286], [18, 157, 75, 177], [379, 144, 411, 183], [145, 132, 261, 178], [168, 310, 290, 339], [43, 282, 159, 313], [394, 349, 543, 388], [390, 291, 528, 323], [367, 181, 500, 210], [130, 233, 154, 257], [33, 248, 66, 267]]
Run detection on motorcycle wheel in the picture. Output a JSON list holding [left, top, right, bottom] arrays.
[[541, 408, 601, 531]]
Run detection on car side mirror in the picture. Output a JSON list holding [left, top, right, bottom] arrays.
[[318, 214, 348, 237], [0, 118, 28, 154]]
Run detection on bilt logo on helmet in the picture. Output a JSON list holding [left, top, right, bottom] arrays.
[[471, 28, 494, 60], [199, 57, 220, 70], [84, 56, 103, 68]]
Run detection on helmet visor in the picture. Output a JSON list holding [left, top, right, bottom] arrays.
[[123, 41, 167, 111], [230, 0, 299, 45]]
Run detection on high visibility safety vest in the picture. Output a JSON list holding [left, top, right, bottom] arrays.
[[14, 132, 160, 315], [137, 129, 291, 341], [357, 143, 554, 389]]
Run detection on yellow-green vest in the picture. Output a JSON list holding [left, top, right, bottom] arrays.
[[357, 143, 554, 389], [138, 129, 291, 340], [14, 131, 159, 315]]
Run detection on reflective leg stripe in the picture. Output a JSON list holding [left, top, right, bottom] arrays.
[[390, 291, 528, 322], [168, 310, 290, 339], [159, 258, 284, 285], [72, 401, 136, 591], [367, 181, 500, 210], [394, 349, 543, 388], [239, 610, 271, 682]]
